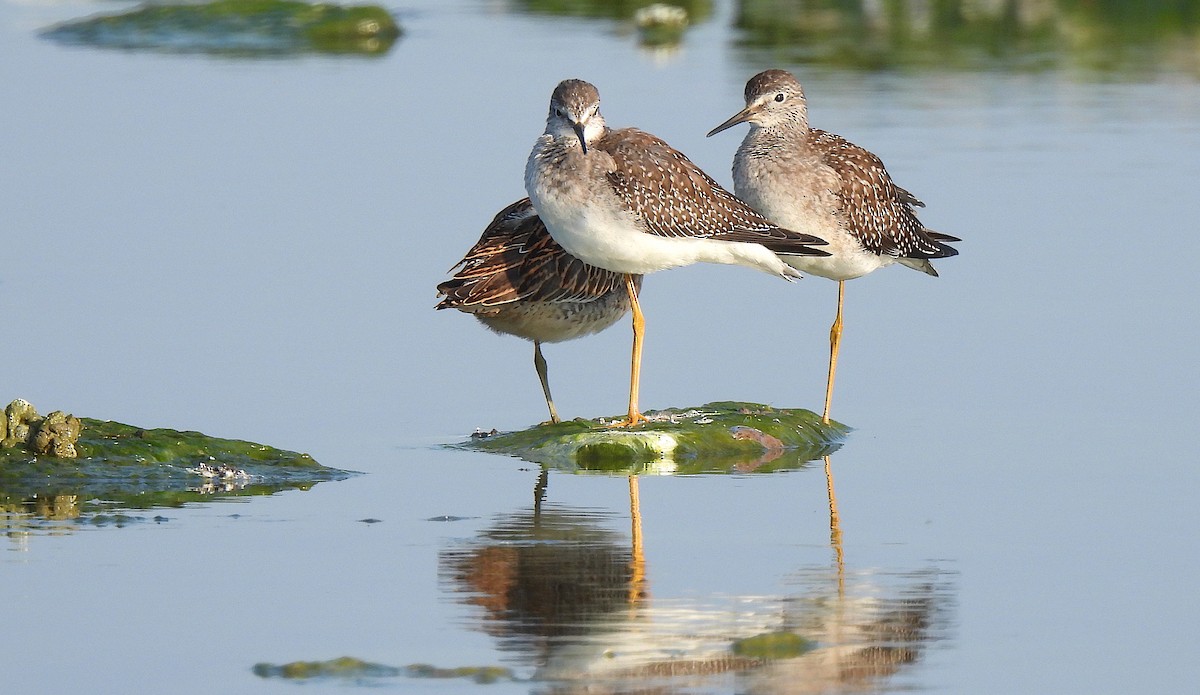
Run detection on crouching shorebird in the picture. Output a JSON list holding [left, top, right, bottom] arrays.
[[707, 69, 960, 423], [525, 78, 830, 427], [437, 198, 641, 424]]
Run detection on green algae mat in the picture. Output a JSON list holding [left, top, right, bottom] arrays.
[[40, 0, 401, 57], [1, 403, 352, 518], [460, 402, 849, 474]]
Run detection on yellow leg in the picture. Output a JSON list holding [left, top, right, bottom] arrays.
[[611, 274, 648, 427], [822, 281, 845, 424], [533, 341, 560, 425]]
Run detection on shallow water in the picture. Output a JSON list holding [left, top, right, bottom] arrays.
[[3, 0, 1200, 692]]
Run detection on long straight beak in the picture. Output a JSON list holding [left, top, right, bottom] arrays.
[[707, 105, 757, 137], [572, 122, 588, 154]]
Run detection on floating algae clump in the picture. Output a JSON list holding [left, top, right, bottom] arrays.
[[461, 402, 849, 474], [1, 399, 83, 458], [41, 0, 402, 56]]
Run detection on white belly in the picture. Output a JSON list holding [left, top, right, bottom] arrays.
[[528, 158, 797, 279], [780, 230, 892, 281], [738, 182, 886, 281], [536, 198, 680, 275]]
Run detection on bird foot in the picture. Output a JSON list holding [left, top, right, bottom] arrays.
[[603, 411, 649, 428]]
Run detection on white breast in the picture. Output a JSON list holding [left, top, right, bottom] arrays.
[[734, 144, 887, 282]]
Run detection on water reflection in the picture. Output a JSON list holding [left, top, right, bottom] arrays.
[[440, 471, 644, 658], [2, 493, 173, 551], [39, 0, 401, 57], [514, 0, 713, 22], [512, 0, 712, 54], [731, 0, 1200, 76], [0, 475, 335, 544], [730, 457, 955, 694], [439, 468, 954, 692]]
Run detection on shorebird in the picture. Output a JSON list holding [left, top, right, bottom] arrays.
[[525, 78, 830, 427], [438, 198, 641, 424], [708, 69, 959, 422]]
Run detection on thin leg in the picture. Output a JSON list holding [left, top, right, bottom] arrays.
[[613, 274, 648, 427], [533, 341, 560, 425], [822, 280, 845, 424]]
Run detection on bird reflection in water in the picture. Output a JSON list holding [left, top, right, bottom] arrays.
[[440, 470, 646, 654], [438, 468, 954, 692]]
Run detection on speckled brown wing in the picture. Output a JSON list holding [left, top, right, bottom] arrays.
[[925, 229, 962, 244], [436, 198, 630, 310], [599, 128, 829, 257], [895, 184, 925, 209], [811, 129, 958, 260]]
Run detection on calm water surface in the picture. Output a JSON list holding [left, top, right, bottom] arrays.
[[3, 1, 1199, 693]]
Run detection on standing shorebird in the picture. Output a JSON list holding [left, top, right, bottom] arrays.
[[708, 69, 959, 422], [437, 198, 641, 424], [525, 78, 830, 427]]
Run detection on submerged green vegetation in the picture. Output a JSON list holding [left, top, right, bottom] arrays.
[[252, 657, 519, 683], [252, 656, 403, 679], [460, 402, 848, 474], [40, 0, 401, 57], [732, 631, 815, 660]]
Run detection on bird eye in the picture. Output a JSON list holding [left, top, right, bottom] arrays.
[[774, 93, 785, 103]]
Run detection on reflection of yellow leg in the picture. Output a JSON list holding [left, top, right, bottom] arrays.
[[532, 468, 549, 518], [533, 341, 561, 425], [824, 455, 844, 598], [823, 281, 845, 424], [612, 275, 648, 428], [628, 475, 646, 604]]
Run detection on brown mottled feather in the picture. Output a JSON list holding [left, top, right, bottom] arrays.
[[809, 130, 957, 260], [599, 129, 830, 257], [437, 198, 632, 310]]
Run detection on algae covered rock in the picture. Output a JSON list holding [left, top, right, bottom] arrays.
[[41, 0, 402, 57], [32, 410, 84, 457], [461, 402, 848, 474], [1, 399, 83, 458], [0, 399, 353, 515]]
